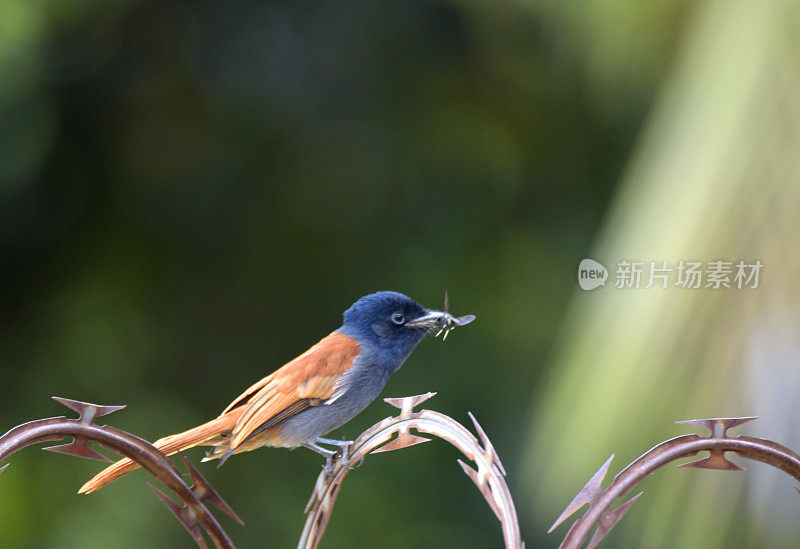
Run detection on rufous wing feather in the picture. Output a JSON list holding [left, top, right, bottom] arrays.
[[227, 332, 359, 449]]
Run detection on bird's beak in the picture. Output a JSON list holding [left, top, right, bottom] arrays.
[[405, 311, 476, 330], [405, 310, 450, 330]]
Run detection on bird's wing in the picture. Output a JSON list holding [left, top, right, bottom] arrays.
[[224, 331, 360, 450]]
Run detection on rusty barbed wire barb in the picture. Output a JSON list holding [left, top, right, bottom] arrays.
[[384, 391, 437, 416], [458, 458, 502, 518], [299, 393, 523, 549], [676, 416, 758, 438], [42, 434, 112, 462], [678, 448, 744, 471], [548, 455, 615, 534], [468, 411, 507, 476], [585, 492, 642, 549], [42, 397, 126, 462], [676, 417, 758, 471], [0, 397, 238, 549], [150, 483, 210, 549], [179, 454, 245, 526], [51, 396, 127, 423], [373, 392, 436, 453], [552, 416, 800, 548]]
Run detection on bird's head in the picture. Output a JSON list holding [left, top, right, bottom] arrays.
[[341, 291, 475, 372]]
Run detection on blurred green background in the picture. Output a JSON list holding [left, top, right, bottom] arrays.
[[2, 0, 800, 547]]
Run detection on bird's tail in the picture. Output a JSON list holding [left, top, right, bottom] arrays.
[[78, 412, 240, 494]]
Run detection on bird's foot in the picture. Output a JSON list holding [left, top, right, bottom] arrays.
[[314, 437, 354, 476], [343, 455, 364, 470], [303, 441, 336, 475], [323, 455, 335, 476]]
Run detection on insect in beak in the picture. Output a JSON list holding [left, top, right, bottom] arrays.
[[406, 292, 475, 341]]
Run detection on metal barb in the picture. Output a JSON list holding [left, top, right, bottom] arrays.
[[149, 484, 208, 549], [180, 454, 245, 526], [0, 463, 8, 476], [383, 392, 437, 416], [549, 455, 615, 534], [42, 436, 111, 462], [676, 417, 758, 438], [371, 431, 430, 454], [458, 459, 503, 521], [678, 449, 745, 471], [443, 291, 449, 314], [468, 411, 507, 476], [52, 396, 125, 424], [586, 493, 642, 549]]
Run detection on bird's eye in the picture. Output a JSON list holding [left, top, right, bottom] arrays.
[[391, 311, 405, 325]]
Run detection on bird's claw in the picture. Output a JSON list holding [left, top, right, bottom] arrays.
[[321, 443, 361, 475], [343, 455, 364, 470]]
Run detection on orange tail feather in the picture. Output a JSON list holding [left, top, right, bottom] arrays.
[[78, 411, 242, 494]]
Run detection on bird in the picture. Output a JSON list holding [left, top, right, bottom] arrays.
[[79, 290, 474, 494]]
